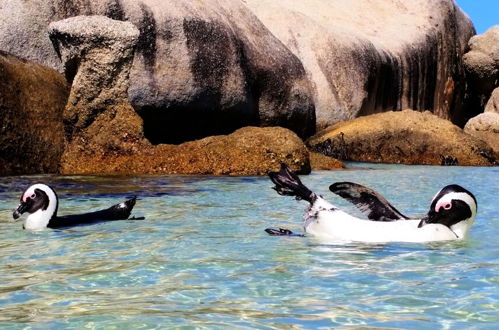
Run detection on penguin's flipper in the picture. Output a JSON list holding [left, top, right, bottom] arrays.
[[329, 182, 409, 221], [268, 163, 314, 203]]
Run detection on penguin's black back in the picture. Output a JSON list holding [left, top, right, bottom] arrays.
[[47, 197, 137, 228]]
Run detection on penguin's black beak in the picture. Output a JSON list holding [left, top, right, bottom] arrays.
[[13, 202, 28, 220], [418, 210, 437, 228], [417, 216, 428, 228]]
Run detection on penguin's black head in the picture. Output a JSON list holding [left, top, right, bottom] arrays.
[[418, 185, 477, 232], [13, 185, 53, 219]]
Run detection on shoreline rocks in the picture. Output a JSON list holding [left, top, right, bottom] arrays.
[[61, 126, 311, 176], [49, 17, 311, 176], [308, 110, 497, 166], [1, 4, 497, 176], [0, 0, 316, 142]]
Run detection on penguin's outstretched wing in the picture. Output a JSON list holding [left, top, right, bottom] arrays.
[[329, 182, 409, 221], [48, 197, 141, 228]]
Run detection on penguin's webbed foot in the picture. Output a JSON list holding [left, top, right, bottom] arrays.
[[265, 227, 303, 237], [128, 216, 146, 220]]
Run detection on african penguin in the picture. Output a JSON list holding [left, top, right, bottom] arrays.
[[13, 183, 140, 230], [265, 164, 477, 243]]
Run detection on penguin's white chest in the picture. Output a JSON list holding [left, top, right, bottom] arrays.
[[24, 211, 51, 230]]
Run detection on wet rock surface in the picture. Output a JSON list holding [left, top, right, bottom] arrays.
[[308, 110, 497, 166]]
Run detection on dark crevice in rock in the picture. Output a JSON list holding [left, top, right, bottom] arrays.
[[141, 99, 258, 145], [308, 133, 349, 160], [63, 56, 80, 84]]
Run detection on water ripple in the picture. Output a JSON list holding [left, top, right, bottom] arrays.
[[0, 165, 498, 327]]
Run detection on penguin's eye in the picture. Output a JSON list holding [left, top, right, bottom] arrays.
[[443, 202, 452, 210], [29, 193, 36, 199]]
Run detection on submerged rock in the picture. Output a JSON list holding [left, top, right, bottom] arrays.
[[464, 112, 499, 158], [0, 51, 69, 176], [61, 126, 311, 176], [308, 110, 497, 166]]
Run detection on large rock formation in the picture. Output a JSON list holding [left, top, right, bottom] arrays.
[[246, 0, 475, 128], [463, 26, 499, 116], [0, 0, 476, 139], [48, 15, 150, 173], [308, 110, 497, 166], [0, 0, 315, 143], [47, 16, 310, 176], [0, 51, 69, 176]]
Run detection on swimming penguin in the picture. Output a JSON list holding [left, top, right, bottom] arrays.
[[265, 164, 477, 243], [13, 183, 140, 230]]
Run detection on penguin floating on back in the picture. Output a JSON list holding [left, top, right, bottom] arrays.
[[13, 183, 141, 230], [266, 164, 477, 243]]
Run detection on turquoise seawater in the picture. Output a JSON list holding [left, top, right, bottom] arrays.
[[0, 164, 498, 328]]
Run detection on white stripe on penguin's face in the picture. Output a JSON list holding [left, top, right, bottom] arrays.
[[433, 191, 477, 219]]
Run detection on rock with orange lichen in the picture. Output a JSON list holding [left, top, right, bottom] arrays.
[[308, 110, 497, 166], [61, 126, 310, 176], [309, 152, 345, 170]]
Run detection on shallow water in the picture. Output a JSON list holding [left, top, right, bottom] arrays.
[[0, 164, 498, 328]]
